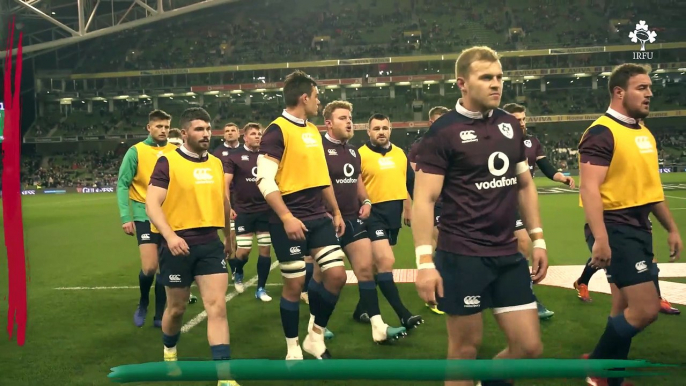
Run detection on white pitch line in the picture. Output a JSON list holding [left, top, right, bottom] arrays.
[[54, 283, 283, 290], [666, 195, 686, 200], [180, 261, 280, 334]]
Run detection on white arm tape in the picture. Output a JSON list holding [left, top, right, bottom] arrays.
[[415, 245, 435, 270], [516, 161, 530, 175], [532, 239, 547, 250], [256, 154, 279, 198], [528, 227, 543, 235]]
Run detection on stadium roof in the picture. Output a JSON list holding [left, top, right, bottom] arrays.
[[8, 0, 244, 57]]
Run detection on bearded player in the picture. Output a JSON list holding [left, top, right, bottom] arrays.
[[224, 123, 273, 302], [502, 103, 574, 320], [117, 109, 177, 328], [317, 100, 407, 343], [408, 106, 450, 315]]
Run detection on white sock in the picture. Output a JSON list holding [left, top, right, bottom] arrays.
[[370, 315, 386, 331], [286, 337, 300, 350], [164, 346, 177, 354]]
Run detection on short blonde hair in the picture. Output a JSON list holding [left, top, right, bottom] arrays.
[[323, 100, 353, 121], [455, 46, 500, 79], [429, 106, 450, 119], [243, 122, 262, 133]]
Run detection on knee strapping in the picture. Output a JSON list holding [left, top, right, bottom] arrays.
[[280, 260, 306, 279], [257, 233, 271, 247], [236, 235, 253, 250], [314, 245, 346, 272]]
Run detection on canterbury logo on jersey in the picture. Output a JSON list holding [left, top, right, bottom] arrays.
[[634, 136, 654, 153], [193, 168, 214, 184], [377, 157, 396, 169], [301, 133, 319, 147], [335, 163, 357, 184]]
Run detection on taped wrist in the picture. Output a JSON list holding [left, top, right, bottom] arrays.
[[536, 157, 558, 180]]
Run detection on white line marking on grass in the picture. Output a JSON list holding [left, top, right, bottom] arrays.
[[53, 283, 284, 290], [180, 261, 280, 334], [666, 195, 686, 200]]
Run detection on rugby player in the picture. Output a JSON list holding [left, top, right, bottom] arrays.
[[256, 70, 348, 360], [224, 123, 273, 302], [502, 102, 573, 320], [318, 100, 407, 343], [117, 109, 177, 328], [146, 107, 239, 386], [356, 113, 423, 330], [578, 63, 682, 386], [167, 127, 199, 304], [213, 123, 241, 269], [408, 106, 450, 315], [413, 46, 547, 386]]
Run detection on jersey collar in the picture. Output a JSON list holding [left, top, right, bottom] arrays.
[[455, 98, 494, 120], [244, 144, 258, 153], [223, 141, 240, 149], [282, 109, 306, 125], [324, 133, 345, 145], [606, 108, 637, 125], [179, 144, 208, 159]]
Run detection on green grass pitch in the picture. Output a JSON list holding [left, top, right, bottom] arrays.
[[1, 175, 686, 385]]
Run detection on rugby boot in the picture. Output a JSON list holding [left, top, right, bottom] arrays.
[[188, 294, 198, 304], [537, 301, 554, 320], [426, 303, 445, 315], [133, 303, 148, 327], [303, 328, 332, 359], [372, 323, 407, 344], [660, 297, 680, 315], [574, 280, 593, 302], [217, 380, 240, 386], [233, 273, 244, 293], [308, 314, 334, 340], [401, 315, 424, 330], [255, 287, 272, 302]]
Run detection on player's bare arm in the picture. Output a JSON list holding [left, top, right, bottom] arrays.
[[256, 153, 307, 240], [515, 164, 549, 282], [224, 172, 237, 220], [146, 185, 189, 256], [411, 170, 444, 305], [535, 155, 575, 188], [579, 162, 611, 268], [403, 195, 412, 227], [356, 176, 372, 219], [322, 183, 345, 237], [651, 201, 683, 261], [222, 179, 234, 257]]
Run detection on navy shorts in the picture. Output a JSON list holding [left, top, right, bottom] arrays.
[[339, 217, 368, 248], [434, 204, 442, 227], [270, 216, 340, 263], [366, 215, 400, 246], [585, 224, 654, 289], [135, 221, 161, 246], [234, 210, 270, 235], [434, 251, 536, 316], [158, 238, 228, 288]]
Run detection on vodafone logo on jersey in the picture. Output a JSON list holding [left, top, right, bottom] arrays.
[[475, 152, 517, 190], [245, 166, 258, 182], [335, 163, 357, 184]]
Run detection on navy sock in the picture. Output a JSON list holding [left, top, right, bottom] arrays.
[[228, 259, 238, 275], [257, 256, 271, 288], [154, 274, 166, 320], [279, 297, 300, 338], [377, 272, 412, 321], [210, 344, 231, 360], [358, 281, 381, 318], [307, 279, 323, 323], [313, 283, 340, 329], [163, 332, 180, 348], [577, 257, 599, 286], [303, 262, 314, 292], [138, 270, 155, 306], [235, 257, 248, 275], [609, 313, 642, 339]]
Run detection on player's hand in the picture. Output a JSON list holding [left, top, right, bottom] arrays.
[[403, 209, 412, 227], [332, 214, 345, 238], [122, 222, 135, 236], [530, 247, 549, 284], [590, 239, 611, 269], [562, 176, 576, 189], [415, 268, 443, 306], [358, 203, 371, 220], [167, 235, 190, 256], [230, 209, 237, 220], [283, 216, 308, 241], [668, 231, 682, 262], [224, 238, 234, 258]]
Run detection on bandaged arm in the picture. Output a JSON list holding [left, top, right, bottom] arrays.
[[256, 154, 293, 221]]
